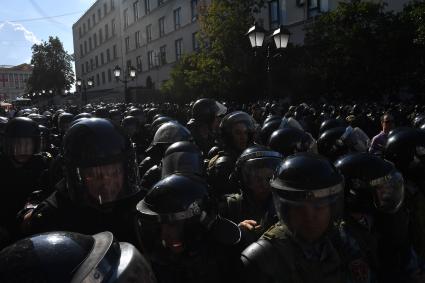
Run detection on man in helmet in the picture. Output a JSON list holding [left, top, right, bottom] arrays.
[[186, 98, 227, 156], [220, 146, 282, 250], [336, 152, 424, 283], [241, 153, 371, 283], [207, 111, 256, 197], [0, 117, 50, 248], [135, 173, 241, 283], [0, 231, 157, 283], [25, 118, 143, 246]]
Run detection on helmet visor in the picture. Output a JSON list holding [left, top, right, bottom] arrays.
[[79, 162, 125, 205], [242, 158, 281, 197], [4, 137, 35, 156], [161, 152, 203, 178], [370, 170, 404, 213]]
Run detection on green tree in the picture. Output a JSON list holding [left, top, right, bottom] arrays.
[[162, 0, 265, 101], [303, 1, 409, 99], [27, 36, 74, 95]]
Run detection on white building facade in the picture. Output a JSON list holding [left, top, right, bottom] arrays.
[[0, 64, 33, 101]]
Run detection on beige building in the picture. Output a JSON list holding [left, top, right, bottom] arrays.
[[73, 0, 410, 102], [73, 0, 207, 102], [0, 64, 33, 101]]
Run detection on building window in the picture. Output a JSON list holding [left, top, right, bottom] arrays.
[[113, 45, 117, 58], [96, 74, 100, 86], [158, 0, 164, 6], [101, 52, 104, 65], [175, 38, 183, 61], [173, 8, 181, 30], [92, 14, 95, 26], [135, 31, 141, 48], [147, 51, 154, 69], [112, 19, 116, 35], [93, 33, 97, 47], [105, 24, 109, 39], [158, 17, 165, 38], [111, 0, 115, 9], [269, 0, 280, 30], [160, 45, 166, 65], [99, 29, 103, 44], [125, 36, 130, 53], [81, 64, 85, 74], [134, 1, 139, 22], [79, 27, 82, 38], [107, 49, 111, 62], [108, 69, 112, 82], [85, 62, 89, 72], [136, 56, 142, 72], [88, 18, 91, 29], [145, 0, 150, 14], [102, 72, 106, 84], [95, 55, 99, 68], [124, 9, 129, 28], [83, 23, 86, 33], [84, 41, 87, 54], [80, 44, 84, 57], [104, 3, 108, 15], [90, 58, 94, 70], [98, 9, 101, 20], [192, 32, 200, 51], [146, 24, 152, 42], [89, 37, 92, 50], [191, 0, 198, 22]]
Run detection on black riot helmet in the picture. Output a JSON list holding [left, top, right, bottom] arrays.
[[161, 141, 204, 178], [268, 128, 317, 157], [335, 153, 404, 214], [95, 107, 110, 119], [58, 112, 74, 135], [317, 127, 348, 161], [121, 116, 140, 138], [146, 121, 192, 155], [27, 113, 49, 127], [192, 98, 227, 125], [136, 174, 240, 258], [263, 115, 281, 125], [63, 118, 140, 210], [0, 231, 156, 283], [128, 108, 146, 125], [150, 116, 174, 136], [219, 111, 255, 151], [258, 119, 281, 146], [109, 109, 122, 124], [231, 145, 282, 200], [319, 118, 347, 135], [3, 117, 40, 162], [270, 153, 344, 240], [385, 127, 425, 171], [73, 112, 93, 121], [38, 125, 51, 152]]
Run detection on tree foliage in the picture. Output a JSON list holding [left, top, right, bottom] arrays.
[[162, 0, 265, 102], [27, 36, 74, 94]]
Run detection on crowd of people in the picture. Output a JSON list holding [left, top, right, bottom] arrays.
[[1, 98, 425, 283]]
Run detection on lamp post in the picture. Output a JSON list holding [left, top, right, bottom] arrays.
[[76, 78, 93, 105], [114, 65, 136, 104], [246, 23, 290, 98]]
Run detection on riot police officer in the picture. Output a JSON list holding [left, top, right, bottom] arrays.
[[135, 173, 241, 283], [0, 231, 157, 283], [241, 153, 371, 283], [26, 118, 143, 246], [335, 152, 422, 283], [186, 98, 227, 156], [220, 146, 282, 249], [0, 117, 50, 248]]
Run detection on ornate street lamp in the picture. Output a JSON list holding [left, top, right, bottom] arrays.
[[114, 65, 137, 104]]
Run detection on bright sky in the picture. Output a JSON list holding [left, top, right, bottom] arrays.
[[0, 0, 96, 66]]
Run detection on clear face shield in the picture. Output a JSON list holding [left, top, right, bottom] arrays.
[[271, 180, 344, 243], [4, 137, 37, 163], [341, 127, 370, 153], [370, 170, 404, 214], [241, 158, 281, 201], [161, 151, 203, 178]]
